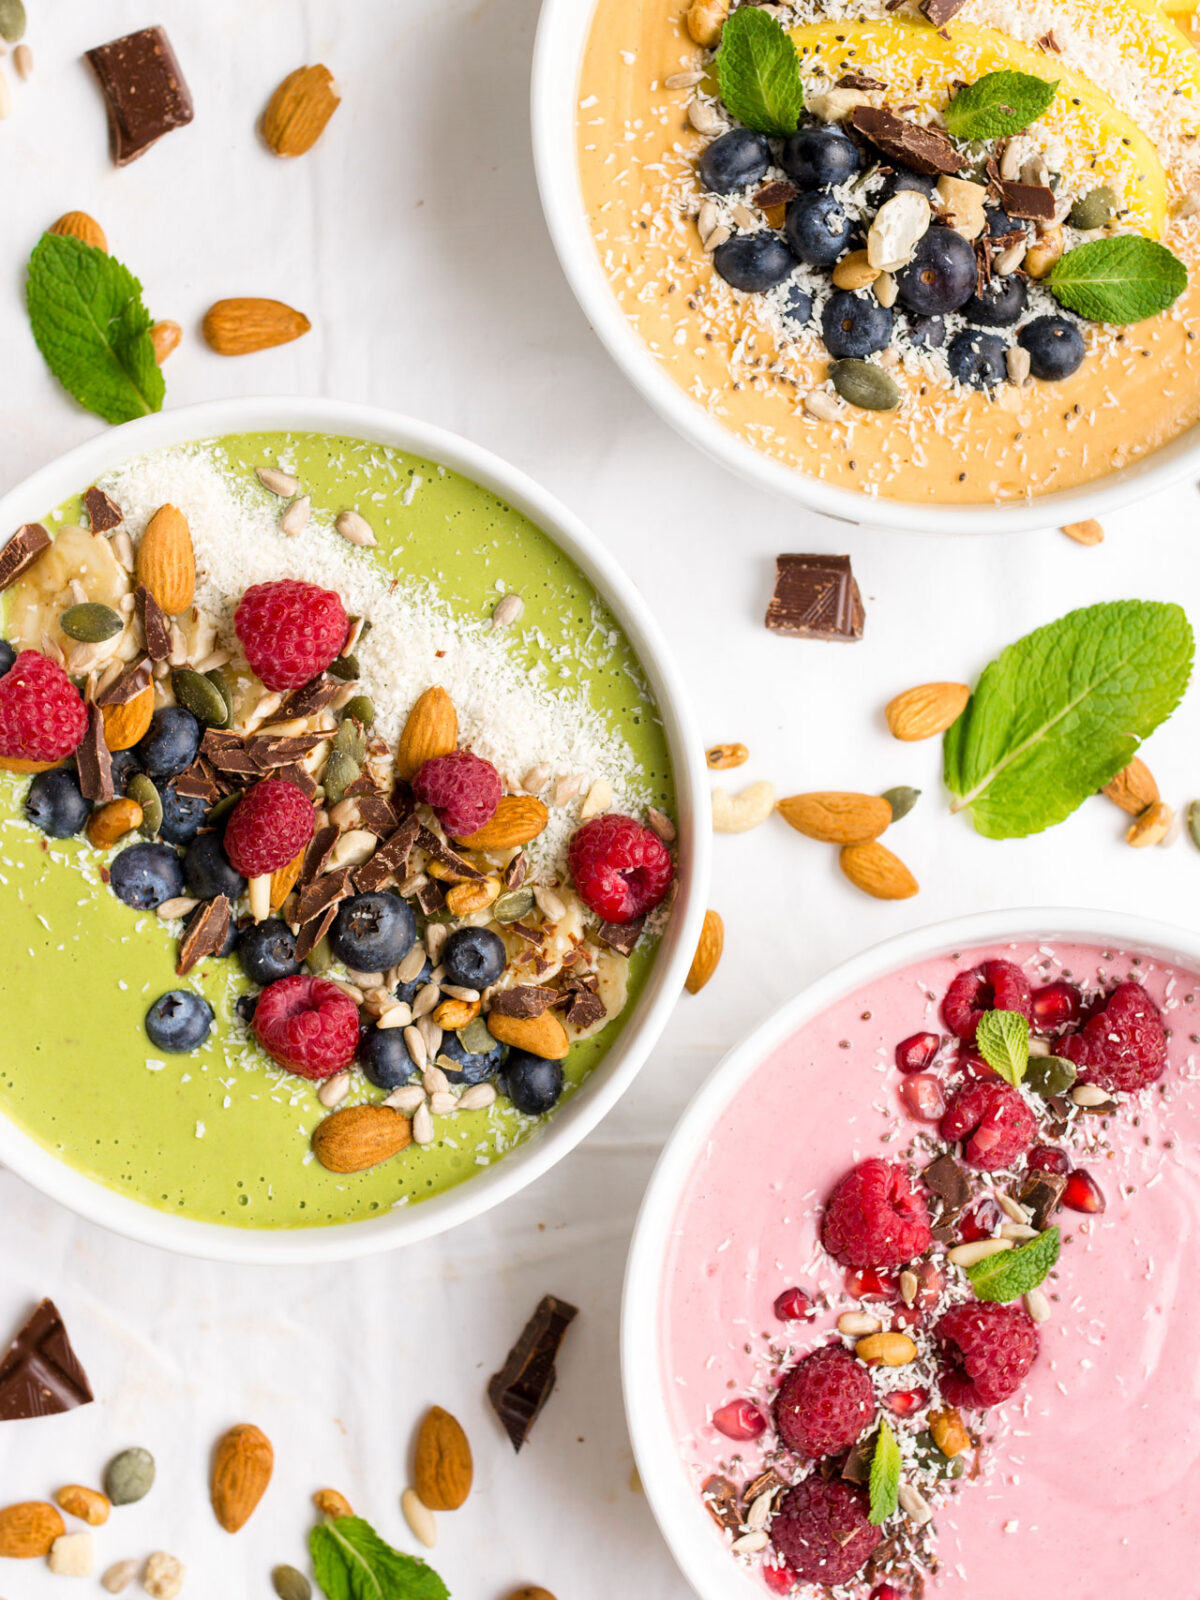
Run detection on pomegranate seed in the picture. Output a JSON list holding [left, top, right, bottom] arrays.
[[763, 1565, 797, 1595], [883, 1386, 928, 1416], [915, 1259, 944, 1308], [959, 1197, 1003, 1243], [712, 1398, 766, 1441], [1031, 980, 1081, 1029], [773, 1286, 815, 1323], [870, 1587, 906, 1600], [895, 1031, 939, 1073], [845, 1266, 896, 1300], [1062, 1168, 1106, 1213], [957, 1049, 998, 1082], [898, 1073, 945, 1122], [1028, 1144, 1070, 1174], [891, 1304, 922, 1332]]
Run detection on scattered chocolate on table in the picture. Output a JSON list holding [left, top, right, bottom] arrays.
[[85, 26, 194, 166]]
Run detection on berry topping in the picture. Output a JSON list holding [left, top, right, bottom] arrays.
[[442, 926, 507, 991], [145, 990, 214, 1053], [883, 1386, 928, 1417], [25, 769, 90, 838], [184, 831, 246, 903], [821, 290, 893, 359], [252, 974, 360, 1079], [844, 1265, 896, 1301], [0, 650, 87, 765], [785, 191, 855, 268], [1062, 1167, 1106, 1213], [773, 1286, 815, 1323], [109, 842, 186, 911], [711, 1398, 766, 1442], [895, 226, 977, 316], [782, 124, 862, 190], [156, 781, 209, 846], [698, 128, 772, 195], [503, 1051, 565, 1116], [223, 778, 315, 878], [895, 1031, 940, 1073], [1027, 1143, 1070, 1174], [939, 1079, 1036, 1170], [713, 233, 797, 294], [567, 813, 674, 924], [935, 1301, 1039, 1409], [1018, 315, 1086, 381], [1031, 979, 1081, 1030], [237, 919, 301, 987], [1059, 981, 1167, 1093], [898, 1072, 946, 1122], [763, 1565, 797, 1595], [963, 273, 1027, 328], [821, 1158, 932, 1270], [412, 749, 502, 839], [946, 329, 1009, 389], [234, 579, 349, 691], [771, 1478, 881, 1586], [774, 1346, 875, 1458], [329, 891, 417, 972], [942, 959, 1033, 1042], [958, 1196, 1004, 1243], [135, 707, 201, 779], [437, 1028, 503, 1086]]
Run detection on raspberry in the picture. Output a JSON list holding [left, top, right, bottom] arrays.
[[0, 650, 88, 765], [252, 975, 360, 1079], [1059, 981, 1167, 1093], [234, 579, 348, 691], [567, 813, 674, 923], [771, 1478, 881, 1587], [935, 1301, 1039, 1409], [821, 1158, 932, 1270], [413, 749, 502, 839], [941, 958, 1032, 1042], [223, 778, 315, 877], [939, 1080, 1036, 1170], [774, 1346, 875, 1458]]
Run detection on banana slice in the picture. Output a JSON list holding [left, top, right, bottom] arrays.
[[566, 949, 630, 1041], [6, 524, 132, 668]]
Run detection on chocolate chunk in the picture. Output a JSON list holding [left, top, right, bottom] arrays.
[[563, 989, 606, 1031], [415, 878, 447, 915], [85, 26, 194, 166], [842, 1434, 875, 1484], [753, 179, 799, 210], [0, 1299, 93, 1420], [922, 0, 968, 25], [504, 851, 529, 891], [95, 657, 151, 708], [416, 826, 485, 882], [343, 771, 382, 799], [701, 1475, 742, 1535], [200, 730, 259, 777], [998, 180, 1056, 221], [76, 704, 113, 803], [352, 814, 420, 892], [849, 107, 964, 176], [273, 762, 318, 800], [765, 554, 865, 642], [297, 865, 354, 927], [836, 71, 887, 90], [176, 895, 231, 976], [172, 757, 221, 803], [508, 921, 545, 946], [0, 523, 51, 591], [83, 487, 123, 533], [1018, 1170, 1068, 1231], [487, 1294, 578, 1452], [357, 794, 399, 838], [245, 733, 325, 770], [922, 1152, 971, 1212], [137, 585, 171, 661], [489, 985, 557, 1020], [278, 675, 340, 720], [293, 901, 338, 964], [596, 916, 646, 957]]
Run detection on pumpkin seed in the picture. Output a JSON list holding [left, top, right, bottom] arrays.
[[171, 667, 229, 727], [323, 749, 360, 804], [205, 668, 234, 727], [128, 774, 162, 839], [1069, 185, 1115, 231], [830, 359, 900, 411], [332, 719, 366, 762], [60, 602, 123, 643], [881, 786, 920, 823], [459, 1016, 495, 1057], [306, 935, 332, 973], [329, 653, 360, 681], [103, 1446, 155, 1506], [1187, 799, 1200, 850], [494, 887, 535, 924], [272, 1567, 312, 1600], [341, 693, 375, 729], [207, 791, 240, 826], [1025, 1053, 1077, 1097], [0, 0, 26, 42]]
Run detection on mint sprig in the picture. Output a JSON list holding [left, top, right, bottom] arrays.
[[716, 8, 804, 139], [943, 70, 1058, 141], [967, 1226, 1061, 1303], [310, 1516, 449, 1600], [26, 232, 165, 426], [1049, 235, 1188, 324], [943, 601, 1194, 839], [868, 1419, 902, 1526], [975, 1010, 1030, 1088]]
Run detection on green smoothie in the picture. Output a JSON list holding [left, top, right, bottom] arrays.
[[0, 432, 675, 1229]]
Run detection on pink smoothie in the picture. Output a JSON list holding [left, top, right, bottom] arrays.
[[661, 940, 1200, 1597]]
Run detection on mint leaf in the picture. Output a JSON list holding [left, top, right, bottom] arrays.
[[868, 1419, 902, 1525], [26, 232, 164, 425], [943, 71, 1057, 140], [943, 601, 1193, 839], [1049, 235, 1188, 324], [716, 8, 804, 139], [975, 1010, 1029, 1088], [310, 1517, 449, 1600], [968, 1226, 1061, 1303]]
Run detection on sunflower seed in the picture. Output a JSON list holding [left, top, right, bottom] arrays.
[[102, 1560, 139, 1595], [702, 223, 732, 254], [996, 1192, 1031, 1224], [155, 897, 198, 921], [492, 592, 524, 629], [412, 1103, 435, 1148], [873, 270, 898, 307], [665, 69, 705, 88], [335, 509, 376, 547], [697, 200, 720, 243], [899, 1270, 918, 1306], [401, 1487, 436, 1545], [688, 97, 722, 135], [1000, 1221, 1039, 1240], [746, 1492, 773, 1530], [898, 1482, 932, 1525], [256, 466, 299, 497], [429, 1091, 458, 1116], [440, 984, 480, 1002], [403, 1026, 428, 1072], [329, 980, 364, 1004], [458, 1083, 497, 1111], [534, 884, 567, 921], [730, 1530, 769, 1554], [947, 1238, 1014, 1266], [1071, 1082, 1113, 1108], [422, 1064, 451, 1096], [280, 495, 311, 537], [384, 1085, 426, 1113], [376, 1003, 413, 1030], [412, 982, 440, 1019], [12, 40, 30, 78], [417, 1016, 442, 1057], [1006, 345, 1031, 387], [523, 763, 552, 793], [1025, 1286, 1051, 1322], [647, 807, 677, 842], [317, 1072, 350, 1108], [803, 389, 842, 422], [395, 944, 429, 985], [580, 778, 613, 820]]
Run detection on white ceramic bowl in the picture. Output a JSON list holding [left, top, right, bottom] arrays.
[[0, 396, 709, 1264], [621, 906, 1200, 1599], [531, 1, 1200, 533]]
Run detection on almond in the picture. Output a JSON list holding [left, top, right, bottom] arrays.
[[414, 1406, 474, 1511], [101, 683, 155, 751], [685, 909, 724, 994], [262, 64, 341, 158], [487, 1008, 570, 1061], [151, 320, 182, 364], [55, 1485, 110, 1526], [455, 794, 548, 850], [885, 682, 970, 741], [1061, 518, 1104, 546], [270, 845, 306, 912], [86, 797, 143, 849], [49, 211, 107, 252], [136, 504, 195, 615], [506, 1591, 557, 1600], [211, 1423, 274, 1533], [312, 1104, 412, 1172], [705, 742, 748, 770], [312, 1487, 353, 1519], [396, 685, 457, 779], [0, 1501, 65, 1557], [202, 298, 312, 357], [1126, 799, 1173, 848], [1102, 757, 1159, 816], [777, 791, 892, 844], [839, 840, 919, 900]]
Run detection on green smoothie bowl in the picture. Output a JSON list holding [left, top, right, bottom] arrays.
[[0, 399, 707, 1263]]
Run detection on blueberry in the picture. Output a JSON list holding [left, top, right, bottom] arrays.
[[876, 167, 935, 205], [442, 927, 507, 991], [781, 125, 861, 190], [145, 989, 214, 1052], [1018, 315, 1086, 381], [234, 993, 258, 1027], [183, 831, 246, 902], [984, 205, 1022, 239], [712, 233, 796, 293], [821, 290, 893, 358], [394, 957, 432, 1007], [0, 640, 14, 677], [781, 283, 814, 327], [784, 191, 854, 268], [214, 918, 239, 958], [503, 1050, 565, 1116], [25, 769, 90, 837], [109, 750, 143, 797], [329, 892, 416, 971], [135, 707, 201, 779], [963, 274, 1027, 328], [906, 314, 946, 349], [698, 128, 772, 195], [238, 919, 300, 985], [438, 1029, 503, 1086], [895, 226, 977, 315], [156, 781, 209, 845], [359, 1025, 418, 1090], [110, 842, 185, 910], [947, 329, 1009, 388]]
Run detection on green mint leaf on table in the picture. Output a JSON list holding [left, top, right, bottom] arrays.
[[26, 232, 164, 426], [1049, 235, 1188, 323], [310, 1517, 450, 1600], [942, 71, 1058, 140], [968, 1226, 1061, 1303], [716, 7, 804, 139], [975, 1009, 1030, 1088], [943, 600, 1194, 839], [868, 1418, 902, 1526]]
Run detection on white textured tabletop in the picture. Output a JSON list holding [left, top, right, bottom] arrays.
[[1, 3, 1198, 1597]]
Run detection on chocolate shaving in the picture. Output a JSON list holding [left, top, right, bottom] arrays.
[[0, 1299, 93, 1421], [75, 704, 114, 803], [504, 852, 529, 891], [922, 1152, 971, 1212], [487, 1294, 578, 1453], [701, 1475, 742, 1535], [357, 794, 399, 837], [273, 762, 318, 800], [842, 1434, 875, 1485], [351, 814, 420, 892], [245, 733, 325, 770], [415, 878, 447, 915], [596, 916, 646, 957], [753, 179, 799, 210], [343, 771, 382, 799], [1036, 28, 1062, 51], [563, 989, 606, 1030], [176, 895, 231, 975], [95, 657, 151, 708], [488, 985, 557, 1020], [85, 26, 194, 166], [998, 180, 1056, 221], [83, 487, 123, 533], [416, 826, 485, 882], [922, 0, 968, 24], [293, 902, 338, 963], [743, 1467, 786, 1505], [200, 730, 260, 777], [278, 675, 340, 720], [172, 758, 221, 803], [836, 71, 887, 90], [849, 107, 964, 176], [137, 584, 171, 661], [1018, 1170, 1068, 1231], [0, 523, 51, 591], [508, 921, 545, 946], [765, 554, 865, 642], [297, 865, 354, 926]]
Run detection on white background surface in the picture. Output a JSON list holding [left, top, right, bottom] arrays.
[[1, 4, 1198, 1597]]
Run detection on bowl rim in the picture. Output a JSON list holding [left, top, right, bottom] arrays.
[[530, 0, 1200, 534], [0, 395, 711, 1264], [620, 905, 1200, 1600]]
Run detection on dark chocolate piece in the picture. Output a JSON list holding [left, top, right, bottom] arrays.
[[200, 731, 259, 777], [922, 0, 968, 25], [562, 988, 606, 1031], [765, 554, 865, 642], [95, 657, 151, 708], [836, 71, 887, 90], [701, 1475, 742, 1535], [415, 878, 447, 916], [296, 865, 354, 927], [0, 523, 51, 591], [488, 985, 556, 1020], [508, 921, 545, 946], [504, 851, 528, 891], [172, 758, 221, 803], [137, 584, 171, 661], [0, 1299, 93, 1420], [352, 814, 420, 893], [753, 179, 799, 210], [596, 915, 646, 957], [356, 794, 399, 838], [293, 901, 338, 964], [176, 895, 231, 976], [922, 1152, 971, 1212], [273, 762, 318, 800], [83, 487, 123, 533], [1018, 1170, 1068, 1231], [245, 733, 324, 770], [487, 1294, 578, 1452], [849, 107, 964, 176], [998, 180, 1056, 221], [278, 675, 340, 720], [85, 26, 194, 167], [416, 826, 485, 882], [76, 704, 114, 803], [842, 1434, 875, 1484], [302, 823, 340, 887]]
